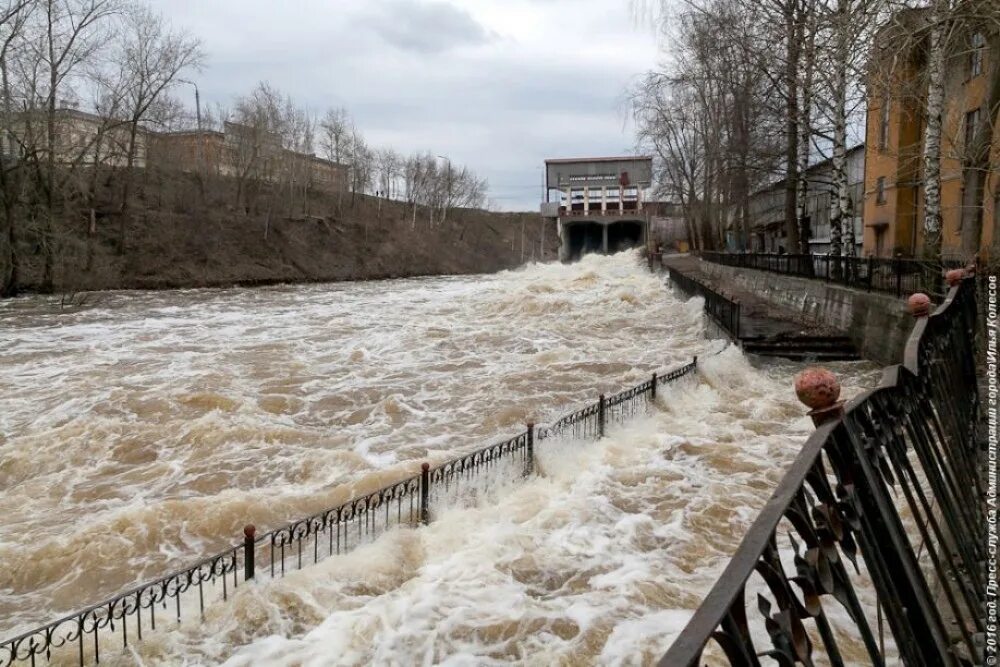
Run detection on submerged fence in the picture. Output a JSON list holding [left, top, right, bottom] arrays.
[[667, 268, 742, 341], [699, 250, 963, 299], [0, 359, 698, 666], [660, 276, 981, 665]]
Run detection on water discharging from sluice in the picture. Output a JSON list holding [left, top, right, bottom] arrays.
[[0, 251, 881, 664]]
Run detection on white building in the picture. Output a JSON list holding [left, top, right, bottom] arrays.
[[541, 156, 653, 261]]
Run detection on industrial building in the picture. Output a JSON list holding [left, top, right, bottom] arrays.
[[541, 156, 653, 261]]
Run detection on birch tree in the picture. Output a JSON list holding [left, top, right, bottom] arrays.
[[875, 0, 1000, 260], [815, 0, 884, 267], [796, 3, 818, 255], [921, 0, 949, 259]]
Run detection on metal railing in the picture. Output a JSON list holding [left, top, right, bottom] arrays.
[[659, 276, 981, 666], [700, 251, 963, 298], [667, 268, 742, 341], [0, 359, 699, 666]]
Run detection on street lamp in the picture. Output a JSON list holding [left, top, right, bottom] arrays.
[[177, 78, 203, 174]]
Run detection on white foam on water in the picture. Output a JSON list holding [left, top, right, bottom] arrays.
[[126, 348, 880, 665]]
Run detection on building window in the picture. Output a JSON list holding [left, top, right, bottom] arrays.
[[875, 227, 886, 257], [971, 32, 985, 78], [878, 96, 890, 151], [876, 176, 886, 205], [965, 107, 982, 153]]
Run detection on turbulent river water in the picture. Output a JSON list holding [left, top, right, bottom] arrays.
[[0, 251, 882, 665]]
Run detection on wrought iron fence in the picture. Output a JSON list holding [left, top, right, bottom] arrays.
[[261, 474, 424, 579], [699, 251, 963, 299], [667, 268, 742, 340], [1, 359, 699, 666], [428, 431, 533, 510], [659, 276, 981, 666]]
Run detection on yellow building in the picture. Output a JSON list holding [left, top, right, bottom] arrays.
[[1, 107, 147, 168], [863, 11, 999, 261]]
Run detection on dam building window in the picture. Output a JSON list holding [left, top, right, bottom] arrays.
[[876, 177, 886, 205]]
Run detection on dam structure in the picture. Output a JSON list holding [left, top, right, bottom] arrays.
[[541, 156, 652, 261]]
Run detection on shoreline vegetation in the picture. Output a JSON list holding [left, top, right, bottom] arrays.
[[3, 169, 556, 300]]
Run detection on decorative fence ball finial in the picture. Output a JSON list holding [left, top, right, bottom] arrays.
[[795, 367, 841, 410], [243, 524, 255, 540], [795, 367, 845, 426], [908, 293, 931, 317], [945, 269, 966, 287]]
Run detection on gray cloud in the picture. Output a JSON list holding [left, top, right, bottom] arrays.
[[360, 1, 493, 55], [148, 0, 657, 210]]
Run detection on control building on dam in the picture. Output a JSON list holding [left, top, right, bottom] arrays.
[[541, 156, 652, 262]]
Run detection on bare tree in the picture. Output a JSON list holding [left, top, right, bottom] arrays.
[[346, 129, 372, 207], [633, 0, 786, 251], [229, 81, 283, 214], [319, 106, 350, 210], [319, 106, 350, 164], [920, 0, 950, 257], [0, 0, 36, 296], [113, 1, 202, 214], [28, 0, 120, 291], [814, 0, 884, 264]]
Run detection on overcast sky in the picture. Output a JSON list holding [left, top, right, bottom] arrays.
[[148, 0, 661, 211]]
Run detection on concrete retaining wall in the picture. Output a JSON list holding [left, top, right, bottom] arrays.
[[695, 259, 914, 365]]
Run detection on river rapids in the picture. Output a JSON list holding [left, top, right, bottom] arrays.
[[0, 251, 882, 665]]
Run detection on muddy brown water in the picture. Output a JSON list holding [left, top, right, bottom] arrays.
[[0, 252, 882, 665]]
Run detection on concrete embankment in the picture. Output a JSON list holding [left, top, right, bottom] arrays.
[[663, 254, 914, 365]]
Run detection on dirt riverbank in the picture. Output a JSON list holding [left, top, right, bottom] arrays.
[[5, 170, 557, 295]]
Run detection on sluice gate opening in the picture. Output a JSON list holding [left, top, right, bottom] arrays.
[[561, 219, 648, 262], [607, 221, 643, 254], [566, 223, 605, 261]]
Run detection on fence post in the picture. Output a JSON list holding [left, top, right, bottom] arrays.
[[243, 525, 255, 581], [525, 422, 535, 476], [598, 394, 606, 438], [651, 373, 657, 400], [420, 463, 430, 525], [693, 355, 698, 367]]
